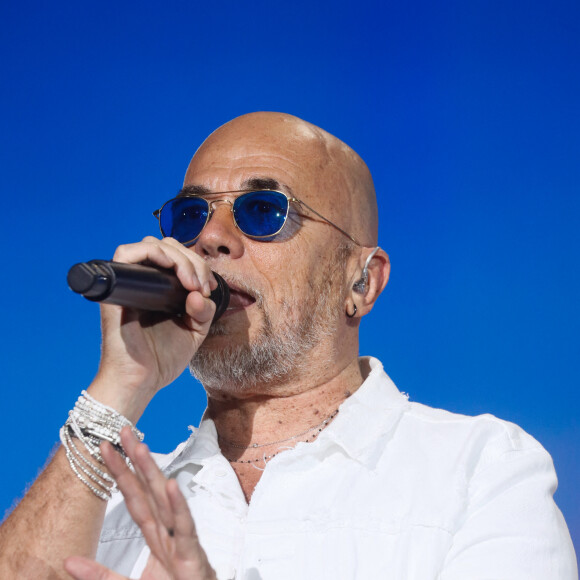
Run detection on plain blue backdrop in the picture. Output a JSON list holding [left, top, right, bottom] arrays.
[[1, 0, 578, 556]]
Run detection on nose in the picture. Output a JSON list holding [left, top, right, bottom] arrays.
[[193, 200, 244, 259]]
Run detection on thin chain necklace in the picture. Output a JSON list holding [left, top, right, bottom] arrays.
[[220, 408, 339, 464]]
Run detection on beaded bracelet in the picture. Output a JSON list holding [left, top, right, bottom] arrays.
[[60, 391, 144, 501]]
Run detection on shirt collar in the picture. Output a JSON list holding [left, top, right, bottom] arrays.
[[156, 417, 221, 475], [315, 357, 410, 469], [158, 357, 410, 475]]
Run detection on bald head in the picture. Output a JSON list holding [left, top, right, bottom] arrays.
[[185, 112, 378, 246]]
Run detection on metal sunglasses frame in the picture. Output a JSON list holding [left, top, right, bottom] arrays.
[[153, 189, 362, 246]]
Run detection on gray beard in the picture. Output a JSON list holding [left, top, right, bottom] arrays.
[[189, 266, 345, 393]]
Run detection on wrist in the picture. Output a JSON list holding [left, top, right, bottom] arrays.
[[86, 375, 157, 425], [60, 391, 145, 502]]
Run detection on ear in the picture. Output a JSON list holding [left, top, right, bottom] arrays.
[[347, 247, 390, 318]]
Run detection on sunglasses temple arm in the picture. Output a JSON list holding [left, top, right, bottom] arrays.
[[295, 199, 361, 246]]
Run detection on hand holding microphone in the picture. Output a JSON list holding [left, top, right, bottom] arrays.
[[63, 237, 227, 423]]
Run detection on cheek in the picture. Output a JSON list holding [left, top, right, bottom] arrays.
[[247, 241, 316, 313], [267, 207, 303, 243]]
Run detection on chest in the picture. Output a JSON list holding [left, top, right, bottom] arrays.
[[99, 436, 469, 579], [182, 452, 464, 579], [230, 463, 264, 503]]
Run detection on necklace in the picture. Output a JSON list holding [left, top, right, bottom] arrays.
[[219, 409, 339, 449], [221, 409, 339, 464]]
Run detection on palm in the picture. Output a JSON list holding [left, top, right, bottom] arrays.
[[116, 307, 204, 386], [64, 429, 217, 580], [140, 553, 215, 580], [97, 290, 214, 396]]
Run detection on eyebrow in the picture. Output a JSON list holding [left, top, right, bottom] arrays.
[[177, 184, 212, 197], [241, 177, 287, 192], [177, 176, 293, 198]]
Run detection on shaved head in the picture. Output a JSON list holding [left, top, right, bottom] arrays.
[[185, 112, 378, 246], [184, 112, 389, 392]]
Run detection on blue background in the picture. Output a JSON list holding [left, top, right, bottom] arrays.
[[1, 0, 578, 556]]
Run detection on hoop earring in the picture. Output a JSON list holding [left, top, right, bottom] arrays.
[[346, 304, 357, 318]]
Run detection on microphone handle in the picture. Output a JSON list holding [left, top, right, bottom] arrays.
[[67, 260, 230, 321]]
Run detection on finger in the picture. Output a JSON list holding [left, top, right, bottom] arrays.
[[183, 292, 216, 332], [101, 440, 165, 555], [110, 429, 178, 563], [166, 479, 217, 579], [114, 431, 165, 524], [100, 437, 143, 486], [166, 478, 199, 561], [117, 431, 158, 511], [112, 239, 218, 329], [101, 441, 154, 525], [118, 428, 157, 492], [64, 555, 127, 580], [100, 440, 131, 481], [168, 478, 213, 571], [113, 239, 178, 273], [161, 237, 218, 295], [145, 236, 217, 297], [113, 238, 211, 296], [125, 432, 174, 531], [154, 237, 213, 297]]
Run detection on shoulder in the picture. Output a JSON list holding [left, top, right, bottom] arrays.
[[406, 401, 544, 451], [361, 357, 549, 472], [383, 398, 556, 495]]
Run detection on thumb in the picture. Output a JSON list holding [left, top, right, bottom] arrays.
[[64, 555, 127, 580], [184, 292, 217, 332]]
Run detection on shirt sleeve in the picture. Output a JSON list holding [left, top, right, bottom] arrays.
[[439, 422, 578, 580]]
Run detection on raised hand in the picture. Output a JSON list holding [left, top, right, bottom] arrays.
[[64, 428, 217, 580], [89, 237, 217, 423]]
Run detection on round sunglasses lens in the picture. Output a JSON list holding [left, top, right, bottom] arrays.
[[159, 197, 208, 245], [233, 191, 288, 238]]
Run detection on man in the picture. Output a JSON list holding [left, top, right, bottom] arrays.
[[0, 112, 576, 579]]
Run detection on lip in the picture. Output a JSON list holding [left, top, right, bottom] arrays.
[[220, 284, 256, 317]]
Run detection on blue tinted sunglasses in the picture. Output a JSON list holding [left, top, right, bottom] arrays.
[[153, 190, 361, 246]]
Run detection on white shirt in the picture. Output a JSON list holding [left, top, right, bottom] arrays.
[[97, 357, 577, 579]]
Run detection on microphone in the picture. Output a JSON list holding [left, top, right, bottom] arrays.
[[67, 260, 230, 322]]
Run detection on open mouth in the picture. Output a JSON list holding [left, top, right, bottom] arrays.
[[222, 284, 257, 316]]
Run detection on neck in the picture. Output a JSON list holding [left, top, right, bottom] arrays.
[[205, 356, 363, 449]]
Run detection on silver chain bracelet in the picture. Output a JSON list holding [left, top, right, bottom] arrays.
[[60, 391, 144, 501]]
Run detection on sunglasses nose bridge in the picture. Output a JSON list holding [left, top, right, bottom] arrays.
[[207, 198, 233, 212], [203, 198, 237, 233], [205, 198, 234, 222]]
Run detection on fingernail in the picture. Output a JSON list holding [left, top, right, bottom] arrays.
[[203, 281, 211, 296]]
